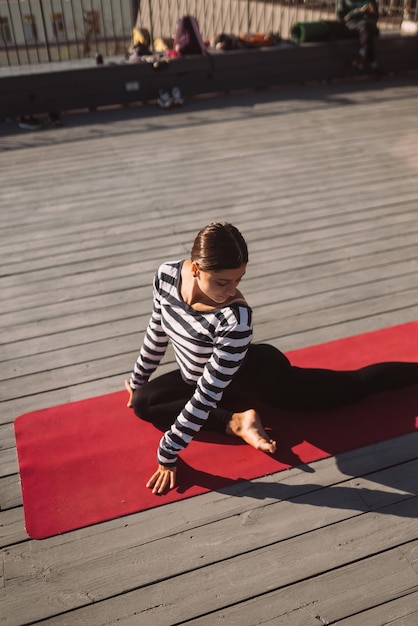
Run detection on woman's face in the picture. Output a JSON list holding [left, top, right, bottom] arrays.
[[194, 264, 247, 304]]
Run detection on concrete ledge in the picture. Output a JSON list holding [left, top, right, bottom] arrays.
[[1, 33, 417, 120]]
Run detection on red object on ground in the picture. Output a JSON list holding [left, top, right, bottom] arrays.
[[15, 322, 418, 539]]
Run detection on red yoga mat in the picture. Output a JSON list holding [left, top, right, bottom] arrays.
[[15, 322, 418, 539]]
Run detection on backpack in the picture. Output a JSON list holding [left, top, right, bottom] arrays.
[[175, 15, 206, 56]]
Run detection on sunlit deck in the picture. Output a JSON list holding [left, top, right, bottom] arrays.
[[1, 75, 418, 625]]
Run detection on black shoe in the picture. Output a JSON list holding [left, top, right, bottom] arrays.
[[371, 64, 388, 80], [352, 56, 365, 71], [48, 112, 63, 127]]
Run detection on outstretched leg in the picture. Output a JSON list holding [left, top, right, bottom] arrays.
[[226, 344, 418, 412], [269, 361, 418, 411]]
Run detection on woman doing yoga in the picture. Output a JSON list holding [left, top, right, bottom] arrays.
[[125, 222, 418, 494]]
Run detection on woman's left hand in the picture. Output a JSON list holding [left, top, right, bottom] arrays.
[[146, 464, 177, 494], [124, 379, 134, 408]]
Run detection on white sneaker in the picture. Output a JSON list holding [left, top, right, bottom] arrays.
[[157, 90, 173, 109], [19, 116, 43, 130], [171, 86, 184, 106]]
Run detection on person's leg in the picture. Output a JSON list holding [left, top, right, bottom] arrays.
[[224, 343, 418, 411], [224, 343, 291, 403], [266, 362, 418, 411], [220, 344, 289, 452], [348, 19, 378, 70], [131, 370, 232, 432], [131, 346, 418, 451], [131, 362, 277, 452], [357, 20, 377, 65], [348, 361, 418, 396]]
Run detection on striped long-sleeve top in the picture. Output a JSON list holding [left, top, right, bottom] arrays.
[[129, 260, 253, 466]]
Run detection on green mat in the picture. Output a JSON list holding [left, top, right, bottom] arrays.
[[291, 20, 355, 44]]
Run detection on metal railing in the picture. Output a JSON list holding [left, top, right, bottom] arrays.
[[0, 0, 413, 68]]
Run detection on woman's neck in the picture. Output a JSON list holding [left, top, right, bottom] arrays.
[[180, 260, 246, 311], [180, 260, 216, 310]]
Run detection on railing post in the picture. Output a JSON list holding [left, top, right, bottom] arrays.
[[39, 0, 52, 62], [147, 0, 153, 49], [131, 0, 139, 26]]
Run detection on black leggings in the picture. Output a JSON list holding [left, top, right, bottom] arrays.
[[132, 343, 418, 433]]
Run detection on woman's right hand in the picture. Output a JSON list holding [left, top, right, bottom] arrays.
[[146, 464, 177, 494], [124, 379, 134, 408]]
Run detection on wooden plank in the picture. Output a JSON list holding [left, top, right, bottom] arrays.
[[332, 591, 418, 626], [6, 502, 417, 625], [0, 475, 21, 510], [182, 542, 418, 625], [0, 423, 15, 450], [0, 507, 27, 549], [0, 448, 17, 479]]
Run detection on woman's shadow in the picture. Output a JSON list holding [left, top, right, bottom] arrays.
[[175, 384, 418, 518]]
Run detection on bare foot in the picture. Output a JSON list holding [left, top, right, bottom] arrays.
[[225, 409, 277, 454]]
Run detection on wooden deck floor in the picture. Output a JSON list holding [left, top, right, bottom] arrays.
[[1, 75, 418, 625]]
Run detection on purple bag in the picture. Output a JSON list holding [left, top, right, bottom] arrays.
[[175, 15, 206, 56]]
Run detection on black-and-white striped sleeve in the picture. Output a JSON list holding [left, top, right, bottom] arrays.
[[129, 273, 168, 388], [157, 303, 252, 466]]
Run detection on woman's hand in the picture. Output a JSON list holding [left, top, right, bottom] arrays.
[[360, 3, 374, 12], [146, 464, 177, 494], [124, 379, 134, 408], [124, 381, 176, 493]]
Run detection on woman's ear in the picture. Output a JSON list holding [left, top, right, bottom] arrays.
[[191, 262, 199, 277]]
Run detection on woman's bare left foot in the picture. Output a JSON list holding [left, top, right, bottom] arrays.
[[226, 409, 277, 454]]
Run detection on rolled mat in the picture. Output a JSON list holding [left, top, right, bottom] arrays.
[[291, 20, 354, 44], [291, 21, 332, 44]]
